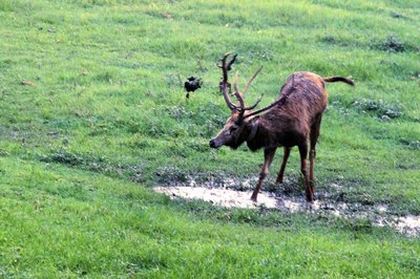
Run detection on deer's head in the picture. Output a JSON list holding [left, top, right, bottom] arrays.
[[210, 53, 280, 149]]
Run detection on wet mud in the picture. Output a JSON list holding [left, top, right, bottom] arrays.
[[155, 185, 419, 237]]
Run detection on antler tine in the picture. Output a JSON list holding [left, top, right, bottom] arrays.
[[218, 53, 263, 113], [218, 52, 230, 68], [243, 66, 263, 95], [226, 53, 237, 71], [244, 96, 288, 119], [233, 72, 245, 111], [232, 67, 264, 113], [232, 73, 263, 112], [220, 82, 238, 111], [245, 80, 297, 117], [243, 95, 263, 111], [219, 53, 239, 111]]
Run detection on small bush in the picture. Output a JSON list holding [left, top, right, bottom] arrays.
[[0, 149, 10, 157], [165, 105, 193, 120], [400, 139, 420, 150], [352, 98, 403, 119], [375, 36, 405, 53], [165, 73, 182, 87]]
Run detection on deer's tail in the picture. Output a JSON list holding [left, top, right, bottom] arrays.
[[323, 76, 354, 86]]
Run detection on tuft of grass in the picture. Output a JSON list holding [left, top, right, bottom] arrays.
[[41, 150, 145, 183]]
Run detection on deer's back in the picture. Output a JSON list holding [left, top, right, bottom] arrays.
[[277, 71, 327, 121], [258, 72, 327, 145]]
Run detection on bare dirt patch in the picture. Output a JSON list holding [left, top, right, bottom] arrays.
[[155, 186, 420, 237]]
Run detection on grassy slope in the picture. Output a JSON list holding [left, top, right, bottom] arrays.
[[0, 0, 419, 277], [1, 157, 419, 278]]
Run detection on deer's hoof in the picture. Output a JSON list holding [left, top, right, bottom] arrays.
[[305, 195, 316, 203], [305, 192, 314, 202]]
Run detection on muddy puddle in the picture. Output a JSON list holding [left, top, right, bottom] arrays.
[[154, 186, 420, 237]]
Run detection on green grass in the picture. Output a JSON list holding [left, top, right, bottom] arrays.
[[0, 0, 419, 277], [1, 157, 419, 277]]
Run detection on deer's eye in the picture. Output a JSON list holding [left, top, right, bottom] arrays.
[[230, 125, 239, 132]]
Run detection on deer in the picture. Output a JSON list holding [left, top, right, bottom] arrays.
[[209, 53, 354, 202]]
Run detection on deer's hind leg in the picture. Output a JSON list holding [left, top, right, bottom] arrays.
[[298, 142, 313, 202], [276, 147, 291, 184], [309, 115, 322, 195]]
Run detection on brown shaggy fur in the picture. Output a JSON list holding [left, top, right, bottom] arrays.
[[210, 70, 354, 202]]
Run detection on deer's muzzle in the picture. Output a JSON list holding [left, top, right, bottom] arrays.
[[209, 138, 222, 149]]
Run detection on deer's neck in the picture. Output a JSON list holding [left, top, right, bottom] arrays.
[[245, 117, 266, 151]]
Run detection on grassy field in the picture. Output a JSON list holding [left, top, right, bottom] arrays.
[[0, 0, 419, 277]]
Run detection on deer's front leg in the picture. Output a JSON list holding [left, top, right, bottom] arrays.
[[251, 148, 276, 202]]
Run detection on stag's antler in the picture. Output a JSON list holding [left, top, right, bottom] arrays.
[[236, 66, 264, 112], [243, 85, 297, 119], [243, 97, 287, 119], [218, 53, 263, 114], [243, 66, 263, 95], [218, 53, 239, 111], [232, 72, 263, 117]]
